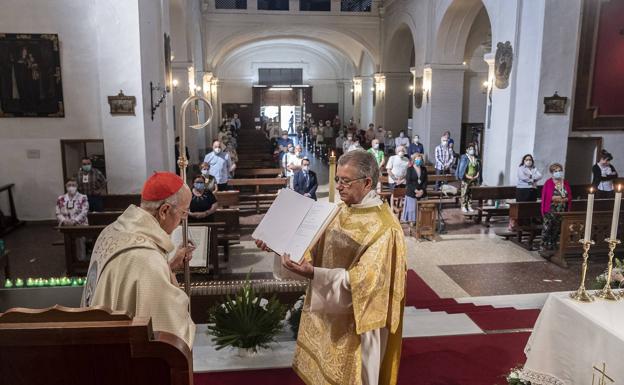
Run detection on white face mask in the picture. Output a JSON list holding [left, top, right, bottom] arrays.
[[399, 133, 404, 138], [67, 186, 77, 195], [302, 166, 309, 172], [413, 137, 419, 143], [201, 169, 209, 176], [213, 147, 222, 154], [441, 140, 448, 146], [398, 151, 405, 157], [468, 149, 475, 155], [347, 137, 353, 141]]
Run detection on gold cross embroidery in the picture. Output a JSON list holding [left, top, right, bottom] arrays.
[[592, 363, 614, 385]]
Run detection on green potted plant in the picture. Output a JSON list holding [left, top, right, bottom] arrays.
[[208, 278, 287, 356]]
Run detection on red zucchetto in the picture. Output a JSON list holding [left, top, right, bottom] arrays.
[[141, 172, 184, 201]]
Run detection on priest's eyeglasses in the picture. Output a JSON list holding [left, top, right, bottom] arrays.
[[334, 176, 367, 187]]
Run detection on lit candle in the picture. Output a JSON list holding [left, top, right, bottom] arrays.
[[610, 185, 622, 240], [329, 151, 336, 203], [584, 187, 594, 241]]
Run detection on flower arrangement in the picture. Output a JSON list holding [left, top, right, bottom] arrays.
[[591, 258, 624, 290], [207, 278, 287, 353], [286, 294, 305, 339], [504, 366, 531, 385]]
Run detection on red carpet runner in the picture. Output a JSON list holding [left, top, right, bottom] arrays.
[[195, 270, 538, 384]]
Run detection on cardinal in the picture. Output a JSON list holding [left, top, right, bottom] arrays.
[[81, 172, 196, 348]]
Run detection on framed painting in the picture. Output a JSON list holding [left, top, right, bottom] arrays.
[[0, 33, 64, 117]]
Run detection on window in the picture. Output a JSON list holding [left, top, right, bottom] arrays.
[[341, 0, 372, 12], [300, 0, 330, 11], [215, 0, 247, 9], [257, 0, 289, 11], [259, 68, 303, 85]]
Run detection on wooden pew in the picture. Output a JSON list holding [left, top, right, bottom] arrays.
[[235, 168, 283, 178], [237, 152, 274, 161], [88, 211, 123, 226], [0, 183, 25, 236], [57, 222, 220, 276], [236, 159, 277, 169], [227, 178, 288, 212], [101, 194, 141, 211], [214, 190, 240, 208], [213, 209, 241, 263], [470, 186, 518, 225], [552, 209, 624, 268], [0, 306, 192, 385]]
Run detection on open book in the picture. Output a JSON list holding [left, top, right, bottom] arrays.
[[168, 225, 209, 268], [252, 188, 340, 264]]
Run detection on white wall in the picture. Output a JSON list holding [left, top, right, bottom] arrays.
[[0, 0, 171, 220]]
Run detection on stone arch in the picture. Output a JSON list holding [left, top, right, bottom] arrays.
[[434, 0, 493, 64]]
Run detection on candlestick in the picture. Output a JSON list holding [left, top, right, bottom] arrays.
[[584, 188, 594, 241], [610, 186, 621, 240], [570, 239, 595, 302], [329, 151, 336, 203], [596, 238, 621, 301]]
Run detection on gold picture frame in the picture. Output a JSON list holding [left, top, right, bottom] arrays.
[[107, 90, 136, 116]]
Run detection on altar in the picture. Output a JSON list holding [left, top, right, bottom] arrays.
[[520, 292, 624, 384]]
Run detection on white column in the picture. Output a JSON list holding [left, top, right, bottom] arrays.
[[381, 72, 412, 135], [422, 64, 465, 158], [360, 76, 374, 128]]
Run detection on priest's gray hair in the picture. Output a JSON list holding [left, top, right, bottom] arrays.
[[337, 149, 379, 186], [140, 186, 186, 214]]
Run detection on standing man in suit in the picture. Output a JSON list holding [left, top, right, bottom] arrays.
[[293, 157, 318, 200]]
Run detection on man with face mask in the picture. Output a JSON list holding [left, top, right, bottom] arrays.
[[77, 157, 107, 212], [203, 140, 233, 191], [283, 144, 304, 184], [434, 136, 454, 191], [293, 157, 318, 200], [408, 135, 424, 158], [82, 172, 196, 348], [394, 130, 410, 149], [367, 139, 385, 168], [343, 133, 354, 154]]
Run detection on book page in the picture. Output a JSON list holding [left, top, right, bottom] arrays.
[[252, 189, 314, 255], [287, 201, 340, 263], [168, 225, 209, 268]]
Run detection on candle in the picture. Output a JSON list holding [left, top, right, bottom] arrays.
[[329, 151, 336, 203], [584, 188, 594, 241], [610, 185, 622, 240]]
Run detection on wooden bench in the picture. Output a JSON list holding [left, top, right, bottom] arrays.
[[213, 208, 241, 263], [237, 152, 274, 161], [0, 306, 192, 385], [214, 190, 240, 208], [101, 194, 141, 211], [236, 159, 277, 169], [227, 177, 288, 212], [415, 200, 438, 240], [470, 186, 518, 226], [552, 209, 624, 268], [235, 168, 282, 178], [57, 222, 220, 277], [0, 184, 26, 236], [88, 211, 124, 226]]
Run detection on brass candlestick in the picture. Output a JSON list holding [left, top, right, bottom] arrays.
[[596, 238, 621, 301], [570, 239, 595, 302]]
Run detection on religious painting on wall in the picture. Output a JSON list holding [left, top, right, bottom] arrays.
[[494, 41, 513, 89], [107, 90, 136, 116], [0, 33, 64, 117], [543, 92, 568, 114]]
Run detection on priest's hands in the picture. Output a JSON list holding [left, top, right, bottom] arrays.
[[170, 243, 196, 271], [254, 239, 314, 279], [281, 254, 314, 280]]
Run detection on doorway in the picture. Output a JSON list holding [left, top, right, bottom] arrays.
[[60, 139, 107, 189], [565, 137, 602, 185]]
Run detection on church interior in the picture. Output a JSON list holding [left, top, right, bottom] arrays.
[[1, 0, 623, 384]]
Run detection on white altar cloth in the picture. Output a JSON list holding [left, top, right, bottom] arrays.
[[520, 292, 624, 384]]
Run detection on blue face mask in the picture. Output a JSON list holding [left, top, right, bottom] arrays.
[[194, 182, 205, 191], [82, 165, 92, 172], [414, 159, 423, 166], [553, 171, 564, 179]]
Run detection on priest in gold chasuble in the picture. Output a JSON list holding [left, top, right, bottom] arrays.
[[258, 150, 407, 385]]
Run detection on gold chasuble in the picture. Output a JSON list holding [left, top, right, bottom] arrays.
[[293, 192, 407, 385]]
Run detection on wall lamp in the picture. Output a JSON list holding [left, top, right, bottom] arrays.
[[150, 81, 170, 120]]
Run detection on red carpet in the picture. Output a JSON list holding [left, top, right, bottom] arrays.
[[194, 270, 537, 384], [194, 333, 530, 385]]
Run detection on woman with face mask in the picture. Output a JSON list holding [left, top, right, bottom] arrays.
[[188, 175, 218, 223], [455, 143, 482, 213], [199, 162, 218, 192], [56, 178, 89, 226], [540, 163, 572, 256], [592, 150, 618, 199], [403, 153, 428, 233], [516, 154, 543, 202]]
